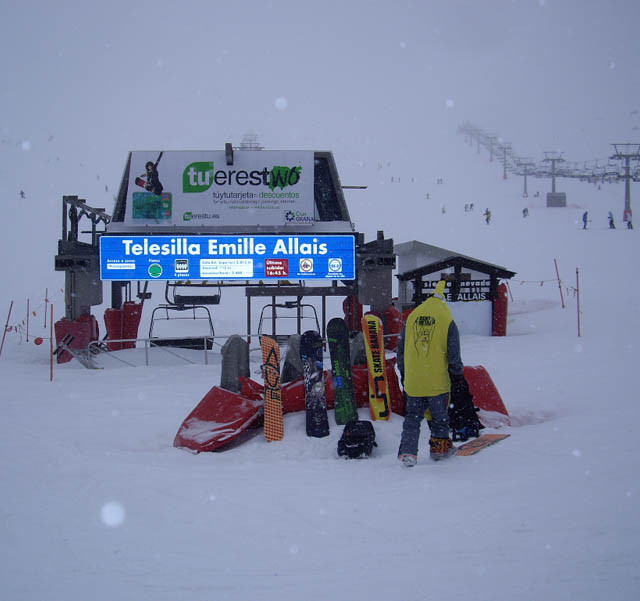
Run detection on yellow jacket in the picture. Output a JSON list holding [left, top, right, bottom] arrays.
[[402, 281, 453, 397]]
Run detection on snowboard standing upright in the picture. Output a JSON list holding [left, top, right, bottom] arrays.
[[361, 314, 391, 421], [260, 335, 284, 442], [327, 317, 358, 425], [300, 330, 330, 437]]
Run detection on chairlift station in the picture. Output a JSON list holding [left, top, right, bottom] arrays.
[[55, 147, 396, 346]]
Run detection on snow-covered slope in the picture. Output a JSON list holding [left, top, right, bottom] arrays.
[[1, 138, 639, 600]]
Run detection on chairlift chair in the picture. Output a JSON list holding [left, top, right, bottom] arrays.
[[148, 281, 221, 350], [257, 299, 320, 344]]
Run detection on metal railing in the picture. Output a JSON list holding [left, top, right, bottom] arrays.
[[88, 336, 220, 368], [85, 334, 271, 369]]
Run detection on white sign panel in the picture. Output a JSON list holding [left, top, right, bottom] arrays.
[[126, 150, 315, 227]]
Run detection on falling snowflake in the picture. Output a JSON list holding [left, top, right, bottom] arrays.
[[275, 97, 288, 110], [21, 140, 31, 151], [446, 99, 455, 109], [100, 502, 126, 527]]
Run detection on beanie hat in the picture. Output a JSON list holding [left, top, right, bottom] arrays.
[[433, 280, 447, 300]]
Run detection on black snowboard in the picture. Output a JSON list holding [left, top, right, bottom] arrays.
[[327, 318, 358, 425], [300, 330, 330, 438]]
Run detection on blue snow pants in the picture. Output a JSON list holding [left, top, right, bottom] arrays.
[[398, 392, 450, 457]]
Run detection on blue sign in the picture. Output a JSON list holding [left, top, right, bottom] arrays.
[[100, 234, 356, 281]]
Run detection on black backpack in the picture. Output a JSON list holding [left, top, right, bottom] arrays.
[[449, 373, 485, 442], [337, 420, 377, 459]]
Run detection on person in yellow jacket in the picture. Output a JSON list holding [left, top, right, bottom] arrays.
[[397, 279, 463, 466]]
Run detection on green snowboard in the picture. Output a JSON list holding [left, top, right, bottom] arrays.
[[327, 318, 358, 425]]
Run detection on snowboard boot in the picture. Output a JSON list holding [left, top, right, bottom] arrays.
[[398, 453, 417, 467], [451, 424, 481, 442], [429, 437, 456, 461]]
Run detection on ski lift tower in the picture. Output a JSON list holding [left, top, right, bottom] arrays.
[[543, 151, 567, 207], [610, 143, 640, 223]]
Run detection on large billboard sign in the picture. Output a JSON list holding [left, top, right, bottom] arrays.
[[126, 150, 315, 227], [100, 234, 356, 281]]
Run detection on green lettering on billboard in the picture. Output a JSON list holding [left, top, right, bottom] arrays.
[[269, 165, 302, 191], [183, 162, 214, 193]]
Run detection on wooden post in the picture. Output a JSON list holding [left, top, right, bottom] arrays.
[[554, 259, 565, 308], [0, 300, 13, 358], [44, 288, 48, 328], [576, 268, 581, 337]]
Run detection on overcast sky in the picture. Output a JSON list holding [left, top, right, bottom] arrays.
[[3, 0, 638, 165]]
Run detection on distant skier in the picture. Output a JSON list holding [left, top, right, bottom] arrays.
[[484, 208, 491, 224], [19, 190, 25, 199], [522, 208, 529, 218], [627, 219, 633, 230], [608, 211, 616, 229], [582, 211, 589, 229]]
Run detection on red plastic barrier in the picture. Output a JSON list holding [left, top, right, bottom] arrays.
[[382, 305, 403, 351], [464, 365, 509, 416], [54, 317, 96, 364], [492, 283, 508, 336], [122, 302, 143, 348], [76, 314, 99, 341], [260, 359, 404, 417], [351, 357, 404, 416], [280, 371, 335, 414], [173, 385, 263, 453], [104, 308, 124, 351], [343, 295, 363, 332], [104, 301, 143, 350]]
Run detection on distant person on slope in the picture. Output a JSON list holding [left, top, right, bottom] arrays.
[[484, 208, 491, 224], [608, 211, 616, 229], [583, 211, 589, 229], [397, 280, 463, 466]]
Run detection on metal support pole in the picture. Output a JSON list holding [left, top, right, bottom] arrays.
[[576, 268, 581, 337], [271, 295, 276, 338], [247, 296, 251, 345]]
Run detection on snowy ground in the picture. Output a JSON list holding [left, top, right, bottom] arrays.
[[1, 170, 639, 600]]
